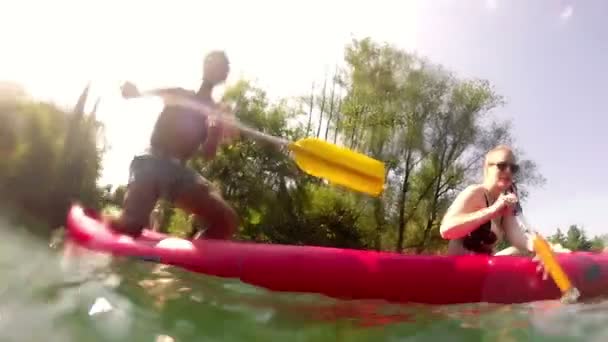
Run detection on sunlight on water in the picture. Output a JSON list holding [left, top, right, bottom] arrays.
[[1, 215, 608, 341]]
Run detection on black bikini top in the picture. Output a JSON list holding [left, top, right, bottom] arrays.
[[461, 192, 499, 255]]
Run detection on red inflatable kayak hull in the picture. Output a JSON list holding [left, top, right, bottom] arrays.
[[65, 205, 608, 304]]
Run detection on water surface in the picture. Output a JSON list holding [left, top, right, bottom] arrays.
[[1, 217, 606, 341]]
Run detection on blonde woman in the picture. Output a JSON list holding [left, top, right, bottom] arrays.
[[440, 145, 569, 257]]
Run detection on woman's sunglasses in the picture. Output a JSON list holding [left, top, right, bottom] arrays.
[[488, 161, 519, 174]]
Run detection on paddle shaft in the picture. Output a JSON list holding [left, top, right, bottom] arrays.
[[143, 90, 290, 148], [132, 88, 386, 197]]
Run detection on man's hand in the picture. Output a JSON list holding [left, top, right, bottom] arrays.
[[120, 81, 141, 99]]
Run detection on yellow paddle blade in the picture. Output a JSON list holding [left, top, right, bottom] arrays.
[[287, 138, 386, 197], [532, 234, 580, 303]]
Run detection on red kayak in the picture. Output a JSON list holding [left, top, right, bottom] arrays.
[[65, 205, 608, 304]]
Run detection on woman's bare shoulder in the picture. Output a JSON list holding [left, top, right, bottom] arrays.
[[458, 184, 486, 199], [445, 184, 486, 214]]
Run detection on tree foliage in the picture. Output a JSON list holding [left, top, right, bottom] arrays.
[[548, 225, 605, 252], [0, 84, 105, 234], [151, 38, 547, 253]]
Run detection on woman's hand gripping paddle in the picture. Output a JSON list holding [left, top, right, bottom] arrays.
[[130, 87, 386, 197], [510, 187, 580, 304]]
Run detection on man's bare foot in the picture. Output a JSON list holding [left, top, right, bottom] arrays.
[[99, 213, 143, 238]]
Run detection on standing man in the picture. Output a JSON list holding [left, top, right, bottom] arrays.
[[109, 50, 239, 240]]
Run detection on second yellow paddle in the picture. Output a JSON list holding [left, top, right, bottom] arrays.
[[145, 91, 386, 197]]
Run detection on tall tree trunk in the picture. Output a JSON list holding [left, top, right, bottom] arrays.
[[333, 99, 342, 144], [371, 131, 388, 251], [305, 82, 315, 136], [396, 149, 413, 252], [349, 113, 359, 149], [416, 148, 447, 253], [350, 105, 369, 149], [418, 207, 438, 254], [373, 198, 386, 251], [324, 69, 338, 140], [354, 113, 369, 151], [316, 77, 328, 138]]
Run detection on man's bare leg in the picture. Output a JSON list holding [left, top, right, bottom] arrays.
[[174, 181, 237, 240], [110, 178, 159, 237]]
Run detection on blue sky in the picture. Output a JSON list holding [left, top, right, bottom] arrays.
[[2, 0, 606, 236]]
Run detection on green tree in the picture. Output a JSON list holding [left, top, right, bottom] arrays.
[[549, 228, 567, 245], [590, 235, 606, 252], [328, 38, 544, 253], [548, 225, 606, 252], [564, 225, 592, 251], [0, 83, 105, 234]]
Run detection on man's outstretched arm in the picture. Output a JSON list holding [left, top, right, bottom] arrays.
[[120, 81, 189, 100]]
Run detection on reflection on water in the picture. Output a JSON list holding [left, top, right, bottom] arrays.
[[1, 216, 608, 341]]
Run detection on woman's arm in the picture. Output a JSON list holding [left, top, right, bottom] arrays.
[[502, 214, 534, 252], [440, 185, 500, 240], [504, 214, 572, 254]]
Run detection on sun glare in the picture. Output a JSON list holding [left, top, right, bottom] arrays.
[[1, 0, 421, 187]]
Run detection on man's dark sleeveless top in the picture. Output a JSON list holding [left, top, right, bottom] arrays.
[[149, 89, 210, 161]]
